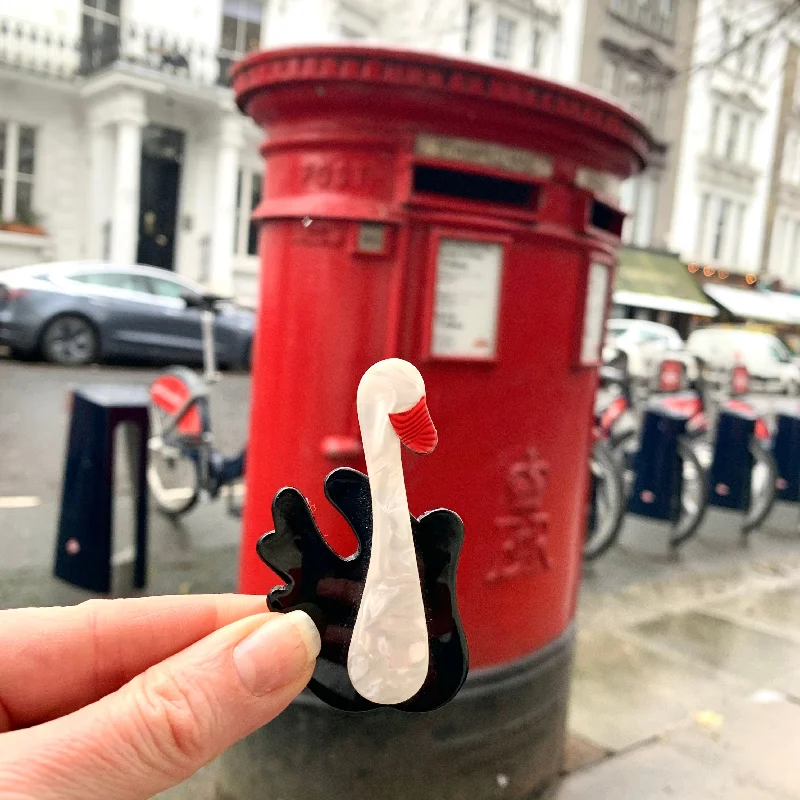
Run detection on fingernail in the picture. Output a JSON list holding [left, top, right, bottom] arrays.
[[234, 610, 321, 696]]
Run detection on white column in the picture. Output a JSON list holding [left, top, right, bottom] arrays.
[[87, 123, 114, 259], [208, 115, 243, 296], [2, 121, 19, 221], [110, 118, 143, 264]]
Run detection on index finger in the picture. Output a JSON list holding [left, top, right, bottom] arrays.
[[0, 593, 269, 732]]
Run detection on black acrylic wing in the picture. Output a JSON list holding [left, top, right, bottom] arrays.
[[255, 467, 468, 712]]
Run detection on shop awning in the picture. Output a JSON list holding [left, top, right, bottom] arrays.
[[703, 284, 797, 325], [613, 248, 719, 318]]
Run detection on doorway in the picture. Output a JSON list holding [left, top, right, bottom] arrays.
[[137, 125, 184, 271]]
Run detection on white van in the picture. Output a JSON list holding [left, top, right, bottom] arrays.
[[686, 327, 800, 394]]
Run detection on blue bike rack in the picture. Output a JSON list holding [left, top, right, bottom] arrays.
[[628, 402, 689, 522], [707, 406, 756, 511], [54, 385, 150, 594], [773, 409, 800, 503]]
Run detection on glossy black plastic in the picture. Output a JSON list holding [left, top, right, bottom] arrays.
[[255, 467, 468, 712]]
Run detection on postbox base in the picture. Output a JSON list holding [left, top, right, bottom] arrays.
[[215, 626, 573, 800]]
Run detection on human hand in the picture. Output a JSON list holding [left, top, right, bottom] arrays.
[[0, 594, 320, 800]]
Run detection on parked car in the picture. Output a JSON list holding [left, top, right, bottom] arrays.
[[0, 262, 255, 368], [602, 319, 697, 383], [686, 326, 800, 394]]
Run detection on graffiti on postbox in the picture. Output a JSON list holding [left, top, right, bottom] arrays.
[[486, 448, 552, 584]]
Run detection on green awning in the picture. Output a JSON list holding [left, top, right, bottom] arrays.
[[613, 248, 718, 318]]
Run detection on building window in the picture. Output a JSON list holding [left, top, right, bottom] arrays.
[[783, 132, 796, 181], [771, 216, 786, 274], [463, 1, 478, 52], [80, 0, 121, 73], [712, 198, 731, 261], [601, 59, 617, 94], [234, 168, 262, 257], [731, 203, 745, 264], [649, 85, 666, 133], [709, 104, 720, 155], [754, 40, 766, 79], [0, 121, 36, 223], [531, 27, 545, 70], [745, 119, 755, 164], [720, 19, 731, 58], [340, 26, 366, 39], [624, 69, 643, 115], [736, 39, 747, 74], [725, 112, 740, 160], [696, 193, 710, 255], [220, 0, 263, 62], [493, 15, 516, 60]]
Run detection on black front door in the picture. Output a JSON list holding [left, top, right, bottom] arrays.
[[137, 126, 184, 271]]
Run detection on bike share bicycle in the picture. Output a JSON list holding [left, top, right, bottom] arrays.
[[584, 367, 628, 561], [685, 361, 777, 535], [147, 294, 247, 518]]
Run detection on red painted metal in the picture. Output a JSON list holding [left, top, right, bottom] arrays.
[[659, 358, 685, 393], [233, 46, 648, 669]]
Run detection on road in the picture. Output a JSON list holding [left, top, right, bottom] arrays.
[[2, 354, 800, 599], [0, 357, 249, 597]]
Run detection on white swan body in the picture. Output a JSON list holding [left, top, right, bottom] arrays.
[[347, 358, 438, 704]]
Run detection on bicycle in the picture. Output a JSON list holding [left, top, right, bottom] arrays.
[[584, 367, 631, 561], [147, 293, 247, 518], [601, 365, 710, 549]]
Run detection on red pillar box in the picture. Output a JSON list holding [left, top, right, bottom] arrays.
[[225, 46, 649, 800]]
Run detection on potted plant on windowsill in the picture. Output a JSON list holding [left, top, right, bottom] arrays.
[[0, 210, 45, 236]]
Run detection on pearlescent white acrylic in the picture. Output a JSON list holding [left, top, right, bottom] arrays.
[[347, 359, 431, 705]]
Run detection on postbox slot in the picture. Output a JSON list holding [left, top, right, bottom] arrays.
[[412, 165, 537, 209], [589, 200, 624, 237]]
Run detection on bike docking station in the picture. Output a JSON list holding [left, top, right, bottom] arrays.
[[774, 407, 800, 502], [706, 404, 758, 534], [705, 365, 777, 537], [53, 384, 150, 597], [766, 401, 800, 526], [626, 399, 699, 550]]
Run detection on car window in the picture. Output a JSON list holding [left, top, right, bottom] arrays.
[[769, 340, 791, 363], [149, 276, 194, 299], [638, 330, 664, 343], [71, 271, 151, 293]]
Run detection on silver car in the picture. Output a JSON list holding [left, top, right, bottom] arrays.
[[0, 262, 255, 368]]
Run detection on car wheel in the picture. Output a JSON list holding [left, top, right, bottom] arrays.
[[41, 315, 100, 366]]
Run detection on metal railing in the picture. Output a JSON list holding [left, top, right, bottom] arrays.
[[0, 16, 235, 87]]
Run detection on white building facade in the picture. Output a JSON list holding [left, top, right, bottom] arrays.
[[670, 0, 788, 278], [0, 0, 588, 304]]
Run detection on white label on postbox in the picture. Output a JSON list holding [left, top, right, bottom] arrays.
[[580, 263, 610, 365], [431, 238, 503, 359]]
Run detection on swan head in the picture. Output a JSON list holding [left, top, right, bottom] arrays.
[[357, 358, 438, 454]]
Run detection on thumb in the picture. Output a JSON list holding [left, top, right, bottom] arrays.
[[0, 610, 320, 800]]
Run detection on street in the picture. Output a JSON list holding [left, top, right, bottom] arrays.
[[3, 356, 800, 799]]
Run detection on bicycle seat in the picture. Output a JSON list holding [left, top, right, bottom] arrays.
[[182, 292, 230, 312]]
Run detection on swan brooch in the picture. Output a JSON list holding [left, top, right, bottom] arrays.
[[255, 359, 468, 712]]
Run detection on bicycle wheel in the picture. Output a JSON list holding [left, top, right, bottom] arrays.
[[670, 437, 709, 548], [742, 440, 778, 534], [584, 439, 626, 561], [147, 401, 201, 516]]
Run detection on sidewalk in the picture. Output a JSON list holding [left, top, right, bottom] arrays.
[[150, 545, 800, 800], [560, 554, 800, 799]]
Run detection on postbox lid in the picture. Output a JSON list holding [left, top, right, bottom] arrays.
[[231, 45, 652, 180]]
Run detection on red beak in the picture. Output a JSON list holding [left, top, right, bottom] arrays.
[[388, 395, 438, 454]]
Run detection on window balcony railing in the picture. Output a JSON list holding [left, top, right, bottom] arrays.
[[0, 16, 238, 88]]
